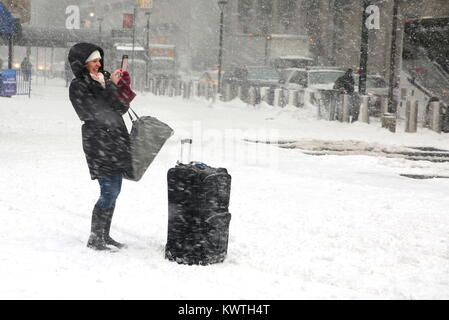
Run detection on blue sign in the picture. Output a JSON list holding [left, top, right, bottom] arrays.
[[0, 70, 17, 96], [0, 2, 17, 35]]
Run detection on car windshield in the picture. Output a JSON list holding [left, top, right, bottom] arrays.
[[246, 67, 279, 80], [280, 69, 296, 81], [309, 71, 345, 85]]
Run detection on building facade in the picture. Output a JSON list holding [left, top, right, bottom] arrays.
[[23, 0, 449, 78], [223, 0, 449, 78]]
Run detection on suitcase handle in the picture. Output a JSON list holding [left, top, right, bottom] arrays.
[[178, 139, 192, 164]]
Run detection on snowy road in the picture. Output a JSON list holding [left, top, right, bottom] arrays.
[[1, 79, 449, 299]]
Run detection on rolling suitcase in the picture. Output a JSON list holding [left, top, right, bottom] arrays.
[[165, 139, 232, 265]]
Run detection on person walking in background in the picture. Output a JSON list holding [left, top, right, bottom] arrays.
[[20, 57, 32, 81], [68, 42, 135, 251], [334, 68, 355, 94], [334, 68, 359, 121]]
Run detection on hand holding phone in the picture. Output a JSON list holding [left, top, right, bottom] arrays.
[[121, 55, 129, 75]]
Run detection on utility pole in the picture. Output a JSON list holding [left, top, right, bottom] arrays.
[[98, 17, 103, 44], [131, 6, 137, 87], [8, 35, 13, 69], [145, 11, 151, 90], [358, 0, 370, 95], [217, 0, 228, 95], [388, 0, 401, 114]]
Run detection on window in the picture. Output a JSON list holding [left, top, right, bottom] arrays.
[[279, 0, 297, 31], [257, 0, 272, 34], [288, 71, 308, 87], [238, 0, 253, 33], [309, 71, 345, 85]]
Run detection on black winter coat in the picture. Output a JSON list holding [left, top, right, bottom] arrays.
[[333, 73, 355, 94], [68, 43, 131, 180]]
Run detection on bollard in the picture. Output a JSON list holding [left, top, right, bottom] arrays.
[[328, 90, 338, 120], [192, 81, 198, 97], [223, 83, 232, 102], [187, 81, 192, 99], [380, 96, 388, 115], [248, 87, 257, 106], [274, 89, 284, 108], [317, 99, 322, 120], [168, 80, 174, 97], [430, 101, 441, 133], [405, 101, 412, 132], [382, 113, 396, 133], [405, 100, 418, 133], [157, 80, 163, 95], [238, 86, 243, 102], [205, 84, 210, 99], [288, 90, 299, 107], [175, 81, 181, 96], [260, 87, 269, 104], [212, 84, 218, 102], [340, 94, 350, 123], [359, 95, 370, 124], [182, 82, 188, 99]]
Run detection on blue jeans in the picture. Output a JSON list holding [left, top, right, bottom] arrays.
[[95, 175, 123, 209]]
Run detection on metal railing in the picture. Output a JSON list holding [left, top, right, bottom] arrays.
[[0, 69, 32, 98], [15, 69, 32, 98]]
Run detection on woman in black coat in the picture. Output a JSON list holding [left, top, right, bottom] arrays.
[[68, 42, 132, 251]]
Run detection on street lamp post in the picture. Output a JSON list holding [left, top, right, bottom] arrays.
[[217, 0, 228, 96], [388, 0, 401, 114], [131, 6, 137, 88], [145, 11, 151, 90], [97, 17, 103, 44], [358, 0, 370, 96]]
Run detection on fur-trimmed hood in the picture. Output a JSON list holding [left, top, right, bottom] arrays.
[[68, 43, 105, 78]]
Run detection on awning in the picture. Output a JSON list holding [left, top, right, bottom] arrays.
[[0, 2, 16, 35]]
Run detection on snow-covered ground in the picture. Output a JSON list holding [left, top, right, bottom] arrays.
[[1, 78, 449, 299]]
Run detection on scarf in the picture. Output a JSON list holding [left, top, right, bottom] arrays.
[[90, 72, 106, 88]]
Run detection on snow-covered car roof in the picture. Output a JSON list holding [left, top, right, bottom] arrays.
[[114, 43, 145, 51], [277, 56, 314, 60]]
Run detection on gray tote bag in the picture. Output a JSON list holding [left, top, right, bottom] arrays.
[[124, 108, 174, 181]]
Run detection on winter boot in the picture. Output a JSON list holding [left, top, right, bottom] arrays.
[[87, 206, 110, 251], [104, 206, 127, 249]]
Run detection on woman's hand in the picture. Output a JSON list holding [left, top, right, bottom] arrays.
[[110, 69, 122, 85]]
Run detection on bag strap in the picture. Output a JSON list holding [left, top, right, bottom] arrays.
[[127, 107, 140, 121]]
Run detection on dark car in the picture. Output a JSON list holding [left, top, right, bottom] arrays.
[[222, 65, 280, 103], [223, 65, 280, 88]]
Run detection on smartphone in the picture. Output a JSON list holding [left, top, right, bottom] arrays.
[[121, 55, 128, 72]]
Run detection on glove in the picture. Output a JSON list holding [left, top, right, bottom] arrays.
[[120, 71, 131, 86], [117, 71, 136, 104]]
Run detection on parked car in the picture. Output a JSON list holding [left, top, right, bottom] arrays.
[[222, 65, 280, 103], [223, 65, 280, 87], [279, 67, 346, 107], [354, 74, 389, 97], [273, 56, 315, 71], [280, 67, 346, 91], [199, 69, 221, 86]]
